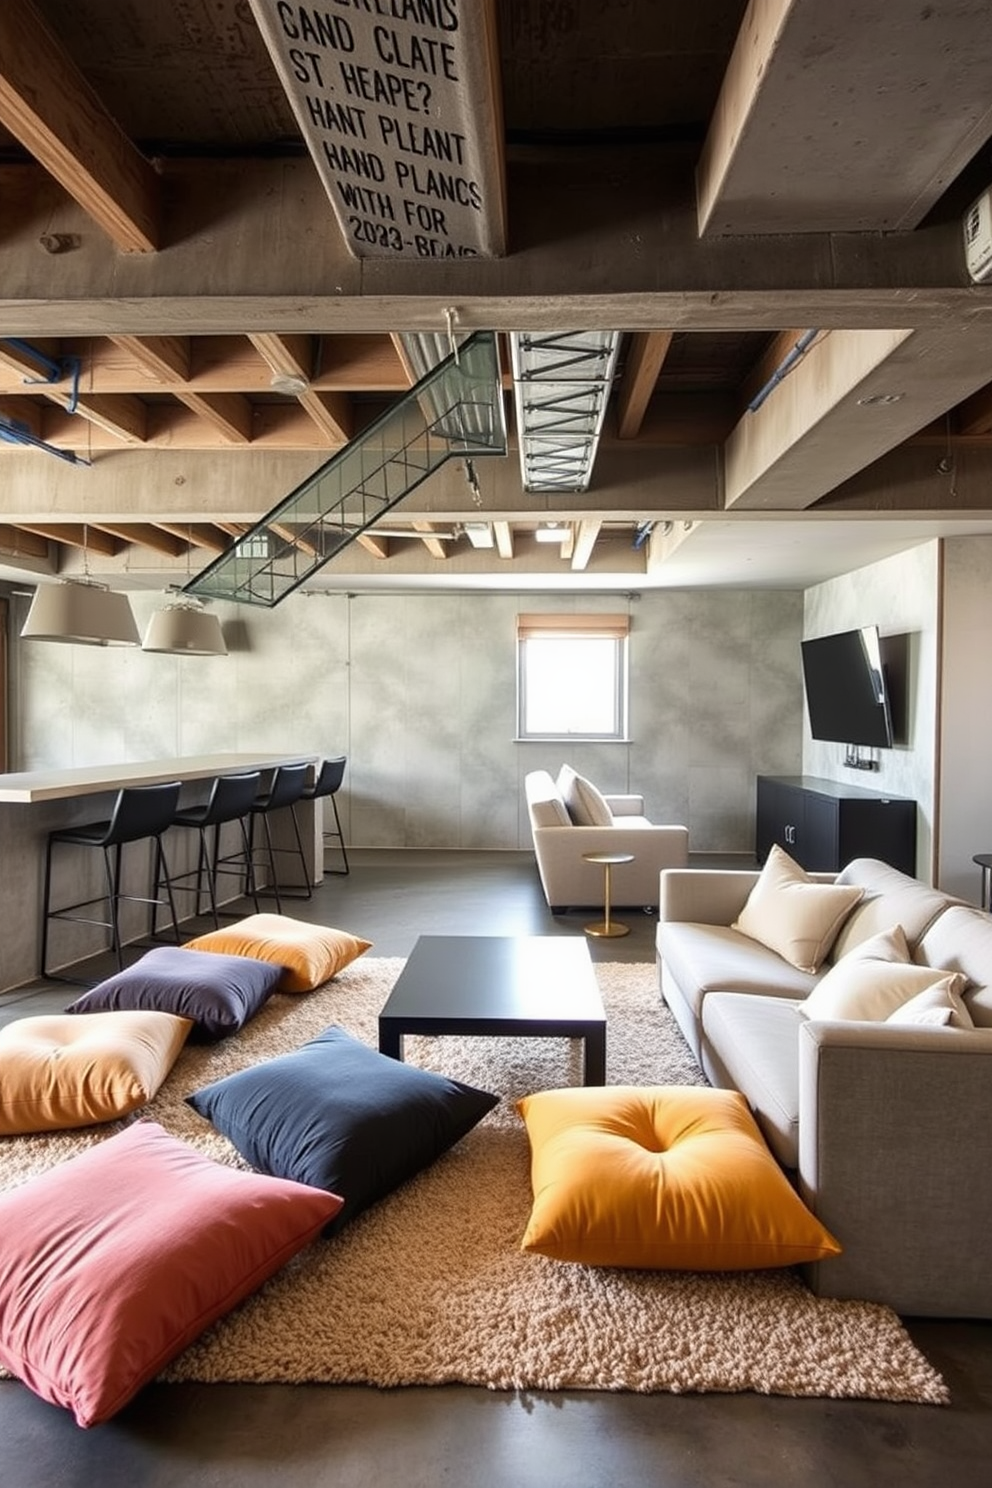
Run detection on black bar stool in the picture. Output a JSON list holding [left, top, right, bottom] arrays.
[[41, 781, 182, 979], [153, 771, 261, 932], [248, 762, 312, 913], [300, 755, 350, 876]]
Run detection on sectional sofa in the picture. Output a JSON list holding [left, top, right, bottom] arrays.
[[656, 853, 992, 1318]]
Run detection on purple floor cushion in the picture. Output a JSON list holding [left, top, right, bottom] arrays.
[[65, 945, 283, 1040]]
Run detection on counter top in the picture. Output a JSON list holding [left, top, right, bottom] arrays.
[[0, 752, 316, 803]]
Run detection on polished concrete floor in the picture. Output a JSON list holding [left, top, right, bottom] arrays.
[[1, 850, 991, 1487]]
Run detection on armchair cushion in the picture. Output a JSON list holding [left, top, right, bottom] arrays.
[[557, 765, 613, 826]]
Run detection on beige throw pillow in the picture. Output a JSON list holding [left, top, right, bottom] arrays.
[[733, 844, 863, 974], [886, 979, 975, 1029], [801, 960, 968, 1022], [557, 765, 614, 827], [833, 923, 912, 966]]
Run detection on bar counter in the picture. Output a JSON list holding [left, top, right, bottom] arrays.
[[0, 753, 320, 993]]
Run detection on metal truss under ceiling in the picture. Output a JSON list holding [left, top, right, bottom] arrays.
[[509, 331, 622, 493]]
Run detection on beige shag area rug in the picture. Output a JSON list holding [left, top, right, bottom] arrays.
[[0, 956, 948, 1404]]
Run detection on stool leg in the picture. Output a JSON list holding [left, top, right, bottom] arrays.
[[260, 813, 282, 914], [326, 794, 350, 876], [288, 803, 312, 900], [239, 816, 260, 912], [107, 842, 124, 970], [155, 834, 182, 945], [199, 824, 219, 926], [40, 835, 57, 978]]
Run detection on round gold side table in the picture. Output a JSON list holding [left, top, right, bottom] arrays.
[[582, 851, 635, 938]]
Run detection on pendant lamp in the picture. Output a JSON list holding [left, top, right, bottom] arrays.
[[142, 599, 227, 656], [20, 580, 141, 646]]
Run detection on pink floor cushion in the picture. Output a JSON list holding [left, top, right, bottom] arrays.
[[0, 1121, 342, 1427]]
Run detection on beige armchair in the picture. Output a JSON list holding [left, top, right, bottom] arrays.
[[524, 768, 689, 912]]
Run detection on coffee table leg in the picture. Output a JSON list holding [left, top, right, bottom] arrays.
[[583, 1027, 606, 1085], [378, 1023, 404, 1061]]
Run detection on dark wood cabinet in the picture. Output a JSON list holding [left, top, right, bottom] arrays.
[[756, 775, 917, 875]]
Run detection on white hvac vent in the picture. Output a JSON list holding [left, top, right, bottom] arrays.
[[964, 188, 992, 284]]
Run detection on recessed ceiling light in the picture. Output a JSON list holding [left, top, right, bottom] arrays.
[[534, 524, 568, 543], [856, 392, 905, 406]]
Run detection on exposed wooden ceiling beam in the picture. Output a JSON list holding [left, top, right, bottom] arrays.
[[14, 522, 120, 557], [154, 523, 230, 552], [390, 333, 418, 386], [0, 525, 49, 559], [297, 390, 353, 444], [356, 533, 390, 559], [270, 522, 318, 559], [174, 392, 253, 444], [0, 395, 42, 436], [0, 0, 160, 252], [0, 337, 61, 381], [249, 334, 314, 385], [412, 522, 449, 560], [571, 520, 601, 571], [616, 332, 674, 439], [108, 335, 191, 382], [43, 390, 148, 444], [89, 523, 188, 558], [493, 521, 514, 558]]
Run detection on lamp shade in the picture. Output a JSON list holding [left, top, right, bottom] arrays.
[[142, 605, 227, 656], [20, 582, 140, 646]]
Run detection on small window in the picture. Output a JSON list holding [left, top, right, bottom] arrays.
[[516, 613, 629, 742]]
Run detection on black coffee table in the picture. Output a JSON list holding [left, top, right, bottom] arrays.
[[378, 934, 607, 1085]]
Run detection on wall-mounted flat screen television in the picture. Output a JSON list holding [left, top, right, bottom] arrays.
[[800, 625, 894, 747]]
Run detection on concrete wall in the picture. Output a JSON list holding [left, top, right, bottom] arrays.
[[802, 542, 940, 881], [935, 536, 992, 902], [8, 586, 805, 856]]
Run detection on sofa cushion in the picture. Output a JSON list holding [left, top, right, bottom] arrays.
[[517, 1084, 840, 1269], [800, 957, 967, 1023], [887, 980, 975, 1029], [831, 858, 955, 960], [733, 845, 863, 974], [918, 905, 992, 1027], [701, 993, 804, 1170], [557, 765, 613, 827], [658, 922, 820, 1025]]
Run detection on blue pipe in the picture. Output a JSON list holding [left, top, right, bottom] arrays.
[[1, 339, 82, 412], [0, 416, 91, 466], [747, 330, 819, 413]]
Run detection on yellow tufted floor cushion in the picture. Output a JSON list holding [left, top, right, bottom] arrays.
[[517, 1084, 841, 1270], [0, 1010, 192, 1134]]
